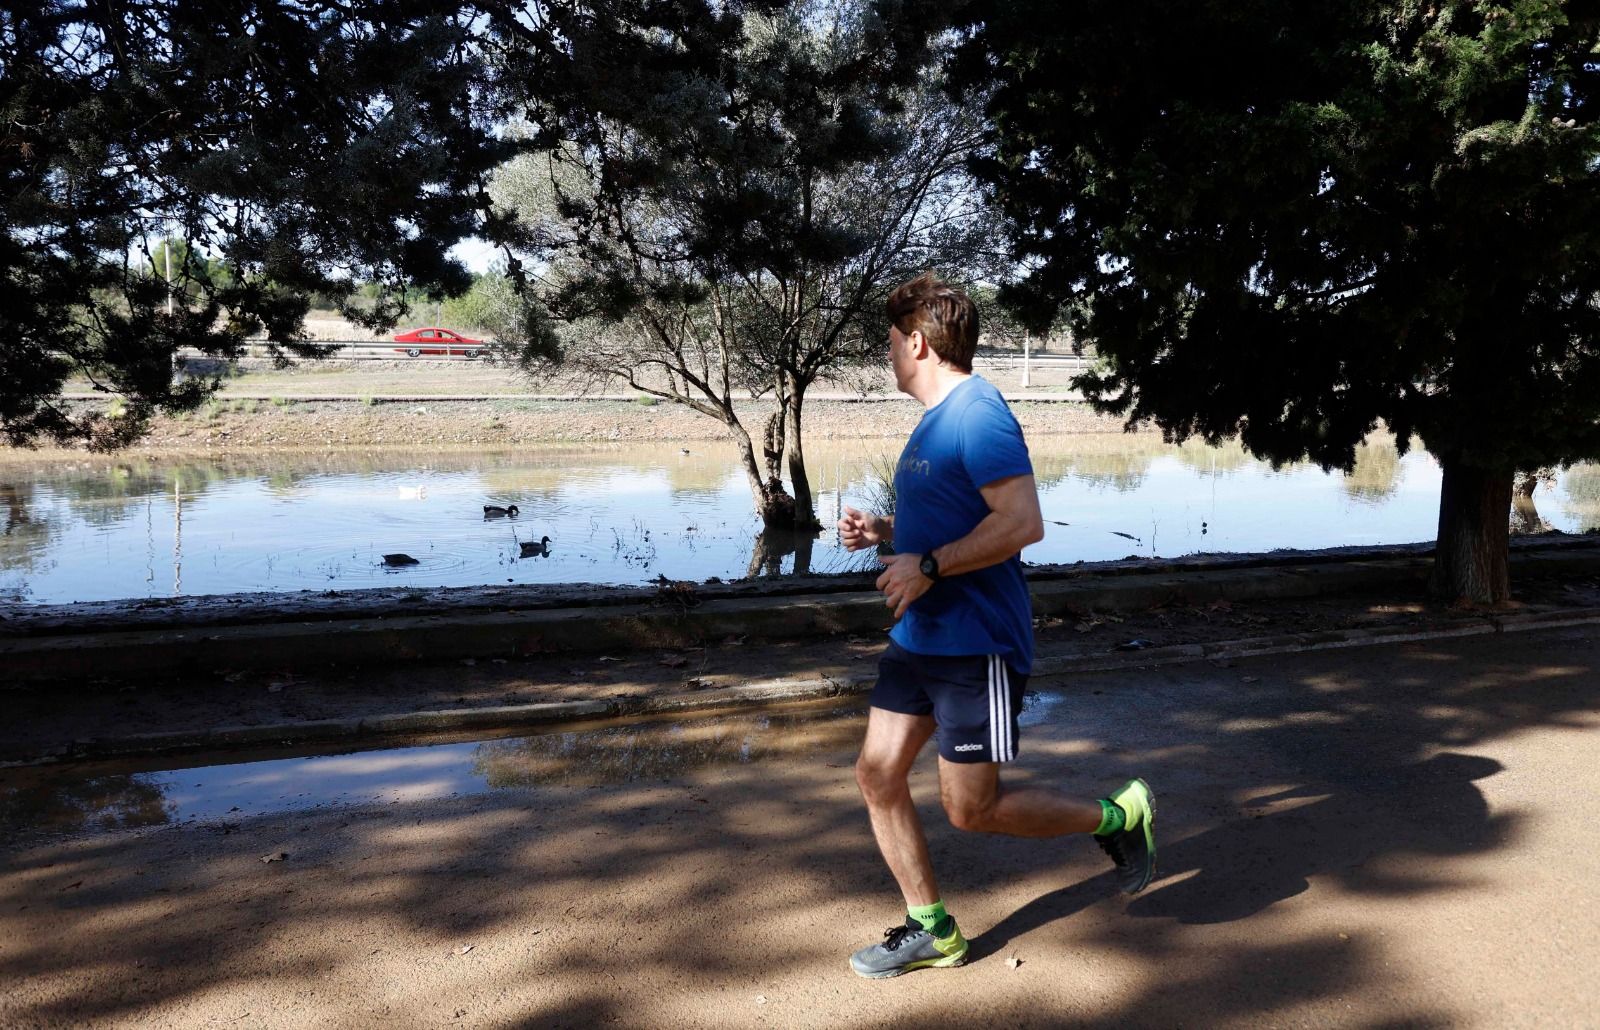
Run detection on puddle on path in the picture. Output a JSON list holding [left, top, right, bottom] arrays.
[[1, 691, 1069, 841]]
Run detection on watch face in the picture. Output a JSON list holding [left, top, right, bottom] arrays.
[[920, 556, 937, 577]]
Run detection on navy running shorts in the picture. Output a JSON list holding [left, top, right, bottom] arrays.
[[870, 639, 1029, 764]]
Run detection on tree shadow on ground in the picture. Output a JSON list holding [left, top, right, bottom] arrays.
[[0, 629, 1595, 1026]]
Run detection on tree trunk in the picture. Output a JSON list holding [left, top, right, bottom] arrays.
[[784, 375, 822, 531], [1429, 459, 1514, 605], [1511, 472, 1551, 535], [729, 421, 795, 529]]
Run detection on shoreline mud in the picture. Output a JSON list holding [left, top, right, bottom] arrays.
[[0, 395, 1138, 456]]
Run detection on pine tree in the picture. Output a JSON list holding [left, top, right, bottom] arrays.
[[0, 1, 529, 448], [957, 1, 1600, 602]]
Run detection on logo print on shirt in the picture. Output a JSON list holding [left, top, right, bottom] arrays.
[[897, 446, 931, 477]]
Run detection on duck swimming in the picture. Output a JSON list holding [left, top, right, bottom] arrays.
[[519, 536, 552, 558], [483, 504, 520, 519]]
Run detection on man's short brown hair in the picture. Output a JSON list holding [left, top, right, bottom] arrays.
[[886, 272, 979, 373]]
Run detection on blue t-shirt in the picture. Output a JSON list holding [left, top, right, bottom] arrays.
[[889, 375, 1035, 674]]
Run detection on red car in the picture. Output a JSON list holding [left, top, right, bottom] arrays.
[[392, 327, 486, 358]]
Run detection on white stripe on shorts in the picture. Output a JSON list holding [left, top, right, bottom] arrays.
[[990, 654, 1013, 762], [1001, 657, 1013, 760]]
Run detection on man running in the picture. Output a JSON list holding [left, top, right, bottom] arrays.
[[839, 273, 1155, 979]]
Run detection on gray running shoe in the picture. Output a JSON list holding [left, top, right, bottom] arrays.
[[1096, 777, 1157, 894], [849, 916, 969, 979]]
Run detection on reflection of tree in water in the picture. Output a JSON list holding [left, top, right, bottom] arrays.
[[0, 480, 55, 580], [747, 528, 819, 577], [469, 706, 862, 789], [0, 773, 174, 837], [1560, 464, 1600, 531], [53, 461, 227, 529], [1031, 436, 1165, 492], [1342, 437, 1402, 503], [1173, 438, 1254, 477]]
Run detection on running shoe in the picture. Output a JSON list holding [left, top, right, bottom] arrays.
[[1096, 777, 1156, 894], [849, 916, 968, 979]]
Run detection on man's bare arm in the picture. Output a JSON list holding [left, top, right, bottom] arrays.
[[874, 474, 1043, 619], [930, 474, 1043, 575]]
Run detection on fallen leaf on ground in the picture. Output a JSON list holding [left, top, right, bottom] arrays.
[[456, 944, 474, 955], [598, 656, 624, 662], [260, 852, 288, 864], [1007, 955, 1022, 969]]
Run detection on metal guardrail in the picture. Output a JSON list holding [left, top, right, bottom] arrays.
[[181, 342, 485, 361], [185, 344, 1097, 367]]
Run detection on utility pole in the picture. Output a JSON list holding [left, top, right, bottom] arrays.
[[1021, 333, 1032, 389]]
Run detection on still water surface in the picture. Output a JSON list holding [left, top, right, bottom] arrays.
[[2, 437, 1596, 605], [0, 692, 1084, 839]]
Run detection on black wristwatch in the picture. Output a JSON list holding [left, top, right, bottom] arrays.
[[919, 552, 941, 581]]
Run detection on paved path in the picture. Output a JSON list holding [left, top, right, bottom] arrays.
[[3, 625, 1597, 1027]]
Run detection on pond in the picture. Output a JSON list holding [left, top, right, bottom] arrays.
[[2, 436, 1596, 605]]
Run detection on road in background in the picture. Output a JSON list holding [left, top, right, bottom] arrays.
[[151, 349, 1093, 400]]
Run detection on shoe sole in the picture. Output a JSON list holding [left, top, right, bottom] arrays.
[[850, 949, 969, 979], [1125, 777, 1157, 895]]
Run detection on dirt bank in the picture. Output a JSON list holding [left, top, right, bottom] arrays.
[[1, 395, 1141, 456]]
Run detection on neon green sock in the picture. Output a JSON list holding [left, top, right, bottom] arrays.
[[1094, 798, 1126, 836], [908, 900, 949, 935]]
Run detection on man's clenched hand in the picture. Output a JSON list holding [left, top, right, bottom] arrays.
[[876, 552, 932, 619], [838, 506, 888, 552]]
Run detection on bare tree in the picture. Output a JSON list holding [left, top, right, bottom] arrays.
[[492, 2, 1005, 530]]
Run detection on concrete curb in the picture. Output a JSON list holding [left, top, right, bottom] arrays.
[[13, 607, 1598, 768], [5, 540, 1599, 684]]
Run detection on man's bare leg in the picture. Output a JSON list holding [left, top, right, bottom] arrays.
[[854, 706, 939, 907], [936, 758, 1104, 836]]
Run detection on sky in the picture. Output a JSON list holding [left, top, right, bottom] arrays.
[[448, 237, 498, 275]]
